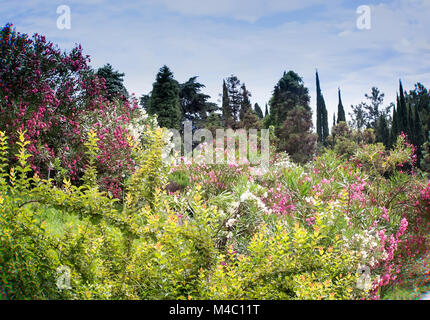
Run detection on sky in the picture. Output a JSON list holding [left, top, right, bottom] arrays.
[[1, 0, 430, 124]]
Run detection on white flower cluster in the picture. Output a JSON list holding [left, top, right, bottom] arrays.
[[226, 218, 237, 228], [239, 190, 272, 214], [126, 108, 151, 142], [272, 152, 297, 169], [343, 229, 385, 268]]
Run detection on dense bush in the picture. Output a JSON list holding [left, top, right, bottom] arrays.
[[0, 24, 152, 197]]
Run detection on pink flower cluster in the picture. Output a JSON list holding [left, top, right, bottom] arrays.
[[0, 24, 140, 197]]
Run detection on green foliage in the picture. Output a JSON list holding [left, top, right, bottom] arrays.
[[1, 121, 428, 300], [316, 71, 329, 145], [267, 71, 311, 131], [199, 217, 359, 300], [337, 88, 346, 123], [278, 106, 317, 164], [254, 103, 264, 119], [82, 130, 99, 189], [147, 65, 182, 130], [96, 63, 129, 101]]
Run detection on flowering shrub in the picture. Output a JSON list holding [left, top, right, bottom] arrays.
[[0, 24, 153, 197], [2, 122, 430, 300]]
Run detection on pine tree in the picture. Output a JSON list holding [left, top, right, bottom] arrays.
[[254, 103, 264, 119], [96, 63, 129, 101], [147, 65, 181, 129], [179, 76, 212, 129], [337, 88, 346, 123], [316, 71, 329, 145], [268, 71, 310, 131]]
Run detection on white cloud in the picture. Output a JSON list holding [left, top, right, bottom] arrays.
[[1, 0, 429, 126], [142, 0, 328, 22]]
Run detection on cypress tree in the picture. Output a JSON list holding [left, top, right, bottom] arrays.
[[376, 115, 390, 148], [390, 104, 398, 147], [239, 83, 252, 122], [316, 71, 329, 144], [413, 104, 425, 166], [408, 103, 414, 143], [222, 80, 233, 128], [264, 103, 269, 117], [322, 105, 329, 143], [254, 103, 264, 119], [337, 88, 346, 123], [420, 131, 430, 171], [147, 65, 181, 129], [398, 80, 410, 136]]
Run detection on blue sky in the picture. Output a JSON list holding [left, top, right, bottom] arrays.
[[1, 0, 430, 123]]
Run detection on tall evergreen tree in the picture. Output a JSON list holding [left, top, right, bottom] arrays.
[[420, 132, 430, 172], [96, 63, 128, 101], [413, 104, 425, 166], [226, 75, 242, 128], [376, 114, 390, 148], [254, 103, 264, 119], [337, 88, 346, 123], [278, 106, 317, 163], [140, 93, 151, 110], [264, 103, 269, 117], [390, 104, 398, 148], [268, 71, 310, 131], [407, 83, 430, 134], [316, 71, 329, 145], [349, 102, 367, 131], [147, 65, 181, 129], [398, 80, 410, 135], [205, 111, 222, 136], [364, 87, 385, 129], [222, 79, 234, 128], [179, 76, 212, 129], [239, 83, 252, 122]]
